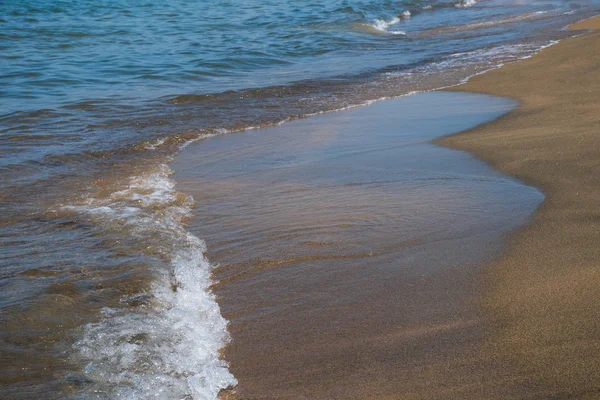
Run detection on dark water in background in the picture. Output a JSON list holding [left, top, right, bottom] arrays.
[[1, 0, 599, 398]]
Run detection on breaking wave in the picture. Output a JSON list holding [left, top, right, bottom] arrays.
[[60, 162, 237, 399]]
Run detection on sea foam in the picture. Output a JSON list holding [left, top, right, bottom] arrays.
[[371, 17, 406, 35], [455, 0, 477, 8], [65, 164, 236, 399]]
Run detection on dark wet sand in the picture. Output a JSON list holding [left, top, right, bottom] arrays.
[[173, 92, 543, 399], [436, 16, 600, 400]]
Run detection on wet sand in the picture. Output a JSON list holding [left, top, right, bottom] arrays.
[[436, 16, 600, 399], [173, 93, 543, 399]]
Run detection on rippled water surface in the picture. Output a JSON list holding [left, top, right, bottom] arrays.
[[2, 0, 590, 110], [1, 0, 599, 398]]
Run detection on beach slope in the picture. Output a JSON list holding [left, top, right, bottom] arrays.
[[437, 16, 600, 399]]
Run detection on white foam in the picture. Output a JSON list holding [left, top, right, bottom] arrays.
[[63, 165, 237, 399], [455, 0, 477, 8], [372, 16, 399, 31], [371, 17, 406, 35]]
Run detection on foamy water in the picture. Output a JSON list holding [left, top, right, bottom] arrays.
[[370, 17, 407, 35], [456, 0, 478, 9], [60, 165, 236, 398]]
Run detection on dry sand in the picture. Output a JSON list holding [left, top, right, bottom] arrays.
[[436, 15, 600, 399]]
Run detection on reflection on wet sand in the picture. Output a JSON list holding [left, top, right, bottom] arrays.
[[173, 92, 542, 399]]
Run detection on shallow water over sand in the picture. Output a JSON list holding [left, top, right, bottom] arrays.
[[173, 91, 543, 399]]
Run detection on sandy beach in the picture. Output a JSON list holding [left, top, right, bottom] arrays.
[[436, 16, 600, 399]]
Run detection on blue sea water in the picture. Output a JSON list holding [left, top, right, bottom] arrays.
[[2, 0, 587, 111], [1, 0, 596, 163], [0, 0, 599, 398]]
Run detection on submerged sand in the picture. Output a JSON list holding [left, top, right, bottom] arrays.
[[174, 92, 542, 399], [437, 16, 600, 399]]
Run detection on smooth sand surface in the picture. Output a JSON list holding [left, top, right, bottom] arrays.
[[436, 15, 600, 400]]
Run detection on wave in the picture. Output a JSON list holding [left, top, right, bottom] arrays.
[[359, 0, 486, 36], [367, 17, 406, 35], [61, 161, 237, 399]]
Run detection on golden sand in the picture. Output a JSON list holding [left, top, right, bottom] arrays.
[[437, 15, 600, 399]]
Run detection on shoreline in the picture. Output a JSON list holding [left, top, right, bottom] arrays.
[[173, 92, 541, 399], [176, 16, 600, 399], [175, 15, 600, 400], [436, 15, 600, 398]]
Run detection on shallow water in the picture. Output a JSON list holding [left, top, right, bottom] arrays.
[[175, 92, 542, 289], [173, 92, 543, 398], [0, 0, 597, 398]]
